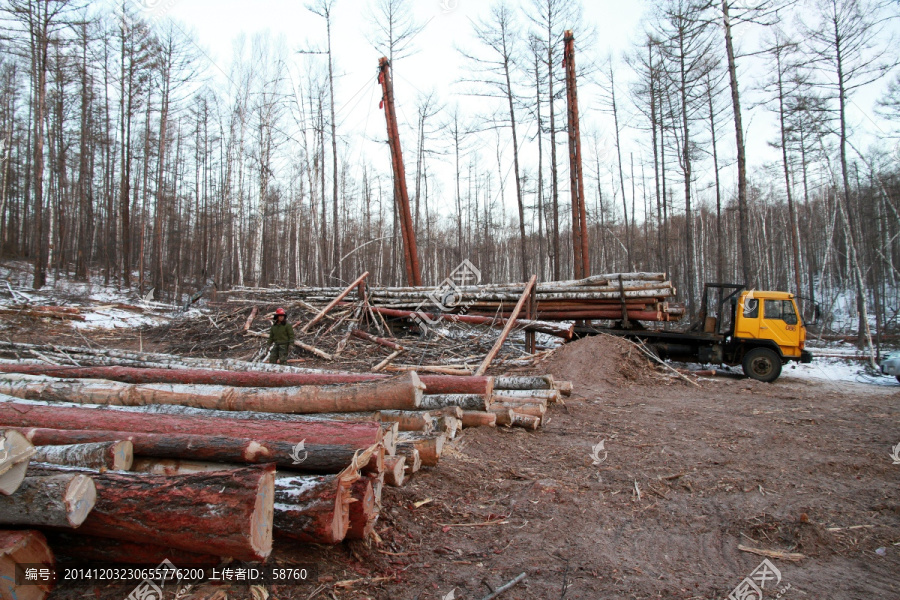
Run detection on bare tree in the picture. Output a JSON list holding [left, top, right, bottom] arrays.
[[803, 0, 897, 361], [460, 2, 528, 280]]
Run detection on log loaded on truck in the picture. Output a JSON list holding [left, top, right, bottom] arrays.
[[576, 284, 813, 383]]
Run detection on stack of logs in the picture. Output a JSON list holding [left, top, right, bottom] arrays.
[[0, 353, 570, 599], [228, 272, 684, 323]]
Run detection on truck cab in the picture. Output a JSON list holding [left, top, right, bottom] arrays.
[[727, 290, 812, 381]]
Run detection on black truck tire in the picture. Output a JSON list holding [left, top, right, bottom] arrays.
[[896, 376, 900, 384], [742, 347, 782, 383]]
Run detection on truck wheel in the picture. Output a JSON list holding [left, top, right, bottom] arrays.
[[742, 348, 782, 383], [896, 376, 900, 384]]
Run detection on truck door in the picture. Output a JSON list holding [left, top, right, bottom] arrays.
[[735, 294, 760, 339], [761, 299, 801, 356]]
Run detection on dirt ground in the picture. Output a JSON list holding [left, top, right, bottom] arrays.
[[6, 316, 898, 600]]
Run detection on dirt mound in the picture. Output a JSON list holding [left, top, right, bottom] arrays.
[[537, 333, 673, 394]]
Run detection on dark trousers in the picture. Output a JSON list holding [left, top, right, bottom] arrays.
[[268, 343, 291, 365]]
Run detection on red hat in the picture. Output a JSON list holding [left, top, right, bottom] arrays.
[[275, 308, 286, 316]]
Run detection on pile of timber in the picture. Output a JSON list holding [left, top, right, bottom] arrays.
[[227, 272, 683, 323], [0, 357, 570, 598]]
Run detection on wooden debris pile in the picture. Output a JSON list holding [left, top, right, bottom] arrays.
[[0, 343, 570, 599]]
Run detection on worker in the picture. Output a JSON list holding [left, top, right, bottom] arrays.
[[267, 307, 295, 365]]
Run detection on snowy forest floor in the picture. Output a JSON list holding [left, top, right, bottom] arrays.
[[1, 263, 898, 599]]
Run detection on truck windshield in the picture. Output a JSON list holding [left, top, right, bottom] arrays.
[[764, 300, 798, 325]]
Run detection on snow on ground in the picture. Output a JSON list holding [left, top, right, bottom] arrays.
[[780, 357, 899, 387], [1, 261, 199, 330]]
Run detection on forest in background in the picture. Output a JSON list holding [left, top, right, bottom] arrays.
[[0, 0, 899, 345]]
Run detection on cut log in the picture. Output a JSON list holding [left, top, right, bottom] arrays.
[[0, 372, 424, 414], [0, 307, 84, 321], [0, 398, 383, 456], [555, 381, 573, 396], [417, 394, 489, 411], [492, 401, 546, 418], [383, 455, 406, 487], [375, 410, 435, 433], [369, 306, 574, 339], [488, 408, 516, 427], [461, 411, 497, 428], [0, 530, 54, 600], [493, 389, 559, 402], [32, 441, 132, 471], [396, 434, 445, 467], [47, 533, 219, 565], [128, 460, 354, 546], [395, 446, 421, 474], [493, 375, 556, 391], [0, 430, 35, 495], [275, 473, 354, 544], [0, 474, 95, 528], [28, 463, 275, 561], [346, 477, 376, 540], [430, 406, 464, 420], [510, 413, 541, 430], [433, 416, 460, 440], [16, 427, 368, 474]]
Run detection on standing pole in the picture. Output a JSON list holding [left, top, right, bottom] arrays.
[[564, 31, 590, 279], [378, 58, 422, 287]]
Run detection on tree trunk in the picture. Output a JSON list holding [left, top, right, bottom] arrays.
[[0, 372, 423, 414], [28, 463, 274, 561], [722, 0, 752, 287], [396, 434, 444, 467], [0, 473, 95, 528], [0, 400, 383, 455]]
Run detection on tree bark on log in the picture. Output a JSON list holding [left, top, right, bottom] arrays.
[[127, 460, 355, 545], [0, 372, 424, 414], [28, 463, 275, 561], [0, 430, 35, 495], [383, 455, 406, 487], [368, 306, 574, 339], [16, 427, 370, 474], [0, 399, 383, 453], [274, 473, 353, 544], [461, 411, 497, 428], [493, 375, 556, 391], [492, 402, 546, 418], [489, 408, 515, 427], [0, 364, 494, 397], [375, 411, 435, 433], [396, 434, 444, 467], [33, 441, 133, 471], [0, 530, 54, 600], [510, 413, 541, 430], [417, 394, 489, 411], [0, 474, 95, 528]]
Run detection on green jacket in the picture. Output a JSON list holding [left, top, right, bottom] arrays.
[[268, 321, 295, 345]]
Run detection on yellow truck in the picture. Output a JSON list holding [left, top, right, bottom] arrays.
[[578, 284, 813, 382]]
